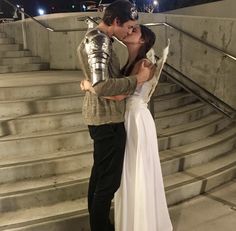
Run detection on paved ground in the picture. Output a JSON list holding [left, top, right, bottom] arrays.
[[169, 179, 236, 231]]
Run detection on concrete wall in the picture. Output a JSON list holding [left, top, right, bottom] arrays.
[[166, 0, 236, 19], [139, 13, 236, 109], [0, 12, 235, 109]]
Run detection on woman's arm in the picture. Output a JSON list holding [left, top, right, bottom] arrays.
[[103, 95, 128, 101], [131, 59, 156, 82], [80, 80, 128, 101]]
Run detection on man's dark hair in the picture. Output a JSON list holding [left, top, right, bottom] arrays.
[[103, 0, 138, 26]]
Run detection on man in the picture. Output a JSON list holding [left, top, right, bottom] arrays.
[[77, 1, 153, 230]]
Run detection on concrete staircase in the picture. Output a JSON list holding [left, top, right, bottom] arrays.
[[0, 70, 235, 231], [0, 31, 49, 73]]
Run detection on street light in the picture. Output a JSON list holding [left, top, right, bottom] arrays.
[[144, 0, 159, 13], [153, 0, 159, 6], [38, 8, 45, 15]]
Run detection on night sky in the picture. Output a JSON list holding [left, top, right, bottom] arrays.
[[19, 0, 84, 15], [1, 0, 221, 17], [7, 0, 96, 16]]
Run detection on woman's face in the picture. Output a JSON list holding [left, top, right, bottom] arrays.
[[122, 25, 143, 45]]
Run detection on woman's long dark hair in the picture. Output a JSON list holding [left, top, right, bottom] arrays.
[[122, 25, 156, 76]]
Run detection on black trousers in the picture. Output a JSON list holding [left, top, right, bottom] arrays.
[[88, 123, 126, 231]]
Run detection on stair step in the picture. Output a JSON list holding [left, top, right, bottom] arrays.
[[0, 44, 22, 51], [154, 82, 182, 96], [1, 102, 211, 135], [155, 102, 213, 128], [0, 198, 88, 231], [154, 92, 198, 112], [0, 68, 234, 231], [0, 168, 91, 213], [158, 114, 230, 150], [0, 81, 82, 101], [1, 149, 235, 231], [1, 56, 41, 65], [0, 32, 6, 38], [0, 144, 92, 167], [0, 50, 32, 58], [0, 71, 83, 86], [0, 94, 84, 118], [0, 37, 14, 44], [0, 63, 49, 74], [0, 146, 92, 183], [158, 113, 223, 136], [0, 126, 91, 158], [1, 122, 235, 183], [160, 122, 236, 175], [0, 129, 236, 210], [0, 72, 175, 100], [0, 112, 229, 157], [165, 148, 236, 206], [0, 77, 82, 101], [1, 102, 214, 136], [0, 110, 83, 136]]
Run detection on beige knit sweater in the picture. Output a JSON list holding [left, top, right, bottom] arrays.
[[77, 28, 137, 125]]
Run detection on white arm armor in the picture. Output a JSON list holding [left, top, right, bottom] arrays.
[[84, 30, 111, 86]]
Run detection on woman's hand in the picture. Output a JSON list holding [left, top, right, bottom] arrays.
[[134, 59, 156, 84], [80, 80, 92, 91], [80, 80, 96, 94]]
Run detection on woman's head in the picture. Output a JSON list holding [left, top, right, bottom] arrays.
[[122, 25, 156, 75], [123, 25, 156, 57], [139, 25, 156, 56]]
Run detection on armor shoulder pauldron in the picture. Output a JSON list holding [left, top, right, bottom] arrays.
[[84, 30, 112, 86]]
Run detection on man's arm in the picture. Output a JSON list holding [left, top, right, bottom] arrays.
[[78, 29, 153, 97], [93, 61, 155, 97], [80, 80, 128, 101]]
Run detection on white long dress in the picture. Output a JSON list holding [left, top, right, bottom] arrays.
[[114, 45, 173, 231]]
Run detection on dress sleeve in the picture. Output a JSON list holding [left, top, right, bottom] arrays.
[[146, 42, 170, 99]]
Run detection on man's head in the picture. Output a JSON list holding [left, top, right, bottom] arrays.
[[102, 0, 139, 40]]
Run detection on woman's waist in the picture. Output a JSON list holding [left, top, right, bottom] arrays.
[[126, 96, 148, 108]]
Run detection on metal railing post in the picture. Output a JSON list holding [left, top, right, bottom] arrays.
[[20, 7, 27, 50], [86, 19, 94, 29]]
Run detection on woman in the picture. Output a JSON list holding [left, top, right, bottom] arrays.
[[81, 25, 172, 231]]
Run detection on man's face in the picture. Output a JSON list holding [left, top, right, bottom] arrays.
[[113, 19, 137, 41]]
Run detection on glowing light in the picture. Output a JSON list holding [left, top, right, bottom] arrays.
[[38, 9, 45, 15], [153, 0, 158, 6]]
